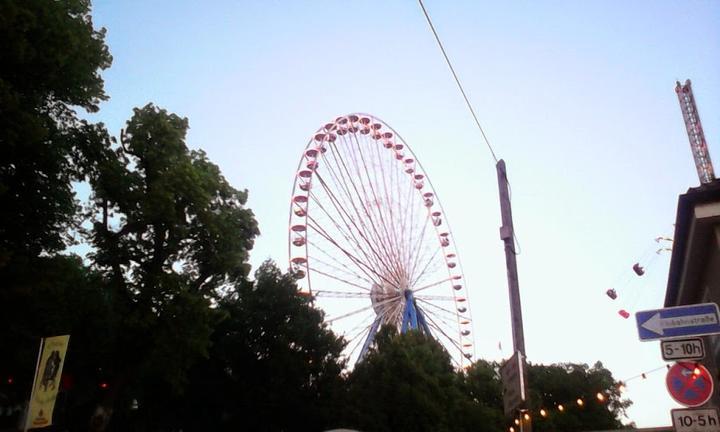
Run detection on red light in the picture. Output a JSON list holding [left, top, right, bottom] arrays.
[[7, 377, 13, 384], [100, 382, 108, 389]]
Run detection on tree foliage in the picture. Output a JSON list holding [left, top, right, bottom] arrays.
[[77, 104, 260, 424], [457, 360, 505, 431], [528, 362, 631, 432], [173, 261, 346, 431], [343, 327, 501, 432], [0, 1, 114, 428], [0, 0, 111, 258]]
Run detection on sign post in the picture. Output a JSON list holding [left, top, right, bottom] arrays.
[[635, 303, 720, 341]]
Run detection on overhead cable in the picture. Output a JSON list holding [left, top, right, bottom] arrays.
[[417, 0, 499, 164]]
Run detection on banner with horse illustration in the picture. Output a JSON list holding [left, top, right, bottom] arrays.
[[25, 335, 70, 430]]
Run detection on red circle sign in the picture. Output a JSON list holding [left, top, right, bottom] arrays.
[[666, 362, 714, 407]]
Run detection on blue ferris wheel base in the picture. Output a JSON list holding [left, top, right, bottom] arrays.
[[401, 290, 432, 335], [357, 290, 432, 362]]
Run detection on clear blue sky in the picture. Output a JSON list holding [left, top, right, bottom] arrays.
[[89, 0, 720, 426]]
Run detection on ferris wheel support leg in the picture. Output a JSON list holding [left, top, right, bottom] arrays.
[[358, 315, 383, 362], [415, 305, 432, 337], [401, 290, 420, 333]]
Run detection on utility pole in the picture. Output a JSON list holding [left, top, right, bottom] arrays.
[[497, 159, 526, 356], [497, 159, 531, 432]]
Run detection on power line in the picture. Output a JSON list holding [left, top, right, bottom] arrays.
[[417, 0, 499, 164], [417, 1, 523, 255]]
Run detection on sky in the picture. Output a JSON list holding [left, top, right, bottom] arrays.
[[88, 0, 720, 427]]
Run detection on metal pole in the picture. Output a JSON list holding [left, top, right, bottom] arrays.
[[24, 337, 44, 432], [496, 160, 526, 356], [497, 160, 531, 432]]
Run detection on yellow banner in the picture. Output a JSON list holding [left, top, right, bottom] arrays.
[[25, 335, 70, 430]]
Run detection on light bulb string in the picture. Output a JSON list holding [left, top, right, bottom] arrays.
[[507, 363, 670, 426]]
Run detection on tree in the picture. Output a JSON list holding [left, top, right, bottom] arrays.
[[0, 254, 113, 430], [0, 0, 112, 258], [343, 327, 499, 432], [170, 261, 346, 432], [0, 2, 114, 427], [527, 362, 631, 432], [458, 359, 631, 432], [81, 104, 259, 429], [457, 360, 505, 432]]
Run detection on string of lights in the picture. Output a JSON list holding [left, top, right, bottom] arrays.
[[506, 363, 676, 430]]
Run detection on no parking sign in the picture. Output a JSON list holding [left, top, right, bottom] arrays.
[[666, 362, 714, 407]]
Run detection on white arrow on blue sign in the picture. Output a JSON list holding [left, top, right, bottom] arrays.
[[636, 303, 720, 341]]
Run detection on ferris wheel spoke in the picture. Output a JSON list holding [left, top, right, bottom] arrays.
[[406, 213, 433, 282], [370, 136, 407, 281], [312, 171, 399, 282], [412, 278, 454, 293], [345, 321, 378, 362], [315, 290, 377, 299], [321, 139, 389, 257], [307, 241, 375, 286], [410, 245, 443, 288], [373, 139, 408, 284], [422, 309, 461, 339], [423, 323, 462, 367], [398, 179, 418, 276], [346, 319, 377, 346], [306, 217, 380, 284], [415, 295, 456, 301], [309, 182, 390, 279], [306, 214, 392, 287], [309, 267, 372, 291], [416, 298, 461, 321], [326, 295, 399, 324], [395, 161, 417, 275], [379, 294, 404, 318], [345, 133, 407, 283], [342, 309, 382, 361], [395, 160, 419, 284], [367, 136, 403, 266], [326, 139, 405, 283], [365, 135, 401, 273], [422, 304, 462, 352], [346, 308, 381, 337], [420, 308, 463, 359]]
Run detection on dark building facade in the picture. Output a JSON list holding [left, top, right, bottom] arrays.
[[664, 179, 720, 410]]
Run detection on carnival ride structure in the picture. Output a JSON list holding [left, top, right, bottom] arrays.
[[288, 113, 474, 367]]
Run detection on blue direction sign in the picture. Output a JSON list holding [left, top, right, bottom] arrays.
[[636, 303, 720, 341]]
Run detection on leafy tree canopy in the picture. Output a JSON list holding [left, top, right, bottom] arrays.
[[167, 261, 346, 432], [0, 0, 112, 257], [82, 104, 259, 397], [527, 361, 631, 432], [344, 327, 501, 432]]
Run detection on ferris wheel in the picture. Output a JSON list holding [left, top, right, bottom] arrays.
[[288, 113, 474, 367]]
